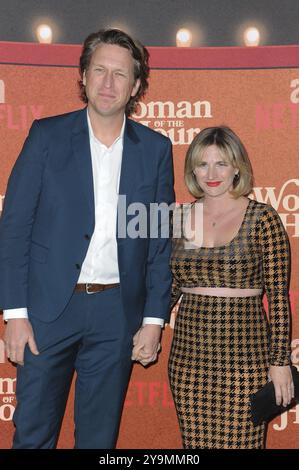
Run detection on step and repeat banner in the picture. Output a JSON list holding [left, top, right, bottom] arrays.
[[0, 43, 298, 449]]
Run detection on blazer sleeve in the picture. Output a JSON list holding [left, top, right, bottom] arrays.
[[258, 205, 291, 366], [0, 120, 47, 309], [142, 138, 175, 323]]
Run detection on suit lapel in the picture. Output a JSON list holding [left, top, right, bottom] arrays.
[[118, 118, 142, 205], [71, 108, 95, 216]]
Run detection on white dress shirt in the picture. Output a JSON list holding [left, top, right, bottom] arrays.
[[3, 112, 163, 327]]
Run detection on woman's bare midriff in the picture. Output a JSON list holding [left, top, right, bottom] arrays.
[[180, 286, 262, 297]]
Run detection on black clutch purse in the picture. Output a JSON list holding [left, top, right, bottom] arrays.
[[250, 365, 299, 426]]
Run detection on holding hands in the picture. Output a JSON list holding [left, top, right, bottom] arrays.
[[131, 324, 162, 367]]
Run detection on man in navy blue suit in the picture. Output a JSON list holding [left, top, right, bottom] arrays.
[[0, 29, 174, 448]]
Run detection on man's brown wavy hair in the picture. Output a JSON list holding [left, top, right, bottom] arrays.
[[78, 28, 149, 116]]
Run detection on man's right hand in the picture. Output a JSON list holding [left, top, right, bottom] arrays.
[[4, 318, 39, 366]]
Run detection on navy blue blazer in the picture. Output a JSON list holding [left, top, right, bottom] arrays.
[[0, 108, 175, 332]]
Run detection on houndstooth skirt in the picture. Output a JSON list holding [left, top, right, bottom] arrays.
[[168, 293, 269, 449]]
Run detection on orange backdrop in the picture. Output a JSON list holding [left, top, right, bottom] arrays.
[[0, 43, 298, 449]]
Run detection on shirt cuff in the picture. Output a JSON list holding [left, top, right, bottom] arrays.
[[142, 317, 164, 327], [3, 308, 28, 321]]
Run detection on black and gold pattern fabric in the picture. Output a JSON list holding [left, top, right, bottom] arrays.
[[168, 199, 291, 449]]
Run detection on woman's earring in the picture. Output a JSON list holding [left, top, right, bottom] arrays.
[[234, 171, 240, 183]]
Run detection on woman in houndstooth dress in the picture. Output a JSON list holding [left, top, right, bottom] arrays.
[[168, 126, 293, 449]]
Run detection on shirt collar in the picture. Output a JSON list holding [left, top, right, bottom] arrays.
[[87, 111, 125, 150]]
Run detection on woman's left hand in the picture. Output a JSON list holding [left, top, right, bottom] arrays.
[[268, 365, 294, 406]]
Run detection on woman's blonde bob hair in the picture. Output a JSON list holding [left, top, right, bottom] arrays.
[[185, 126, 254, 199]]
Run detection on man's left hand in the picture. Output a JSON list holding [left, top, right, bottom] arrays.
[[131, 324, 162, 366]]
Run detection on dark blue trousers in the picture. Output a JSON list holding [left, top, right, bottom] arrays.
[[12, 286, 134, 449]]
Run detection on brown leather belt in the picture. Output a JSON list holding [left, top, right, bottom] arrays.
[[74, 283, 120, 294]]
